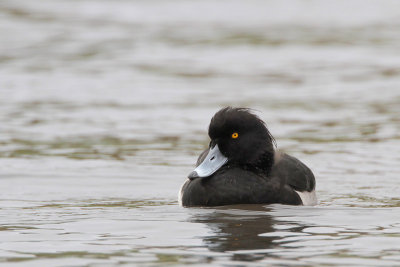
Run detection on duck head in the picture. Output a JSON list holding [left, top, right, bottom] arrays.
[[188, 107, 275, 179]]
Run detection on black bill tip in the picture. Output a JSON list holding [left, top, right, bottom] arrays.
[[188, 171, 199, 180]]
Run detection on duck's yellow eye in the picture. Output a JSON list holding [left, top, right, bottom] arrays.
[[231, 132, 239, 139]]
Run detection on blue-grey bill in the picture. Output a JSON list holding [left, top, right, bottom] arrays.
[[188, 144, 228, 179]]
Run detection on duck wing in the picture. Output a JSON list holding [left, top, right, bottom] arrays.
[[271, 152, 316, 193]]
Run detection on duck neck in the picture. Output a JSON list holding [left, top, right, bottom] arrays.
[[243, 150, 275, 176]]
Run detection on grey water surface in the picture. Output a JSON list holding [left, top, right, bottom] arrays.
[[1, 0, 400, 266]]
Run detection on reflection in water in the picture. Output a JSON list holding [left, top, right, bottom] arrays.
[[189, 205, 304, 261], [189, 205, 400, 264]]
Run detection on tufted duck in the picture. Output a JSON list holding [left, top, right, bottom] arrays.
[[179, 107, 317, 207]]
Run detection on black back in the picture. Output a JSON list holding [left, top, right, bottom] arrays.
[[181, 151, 316, 206]]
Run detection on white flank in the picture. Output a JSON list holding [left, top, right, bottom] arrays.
[[295, 190, 318, 206]]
